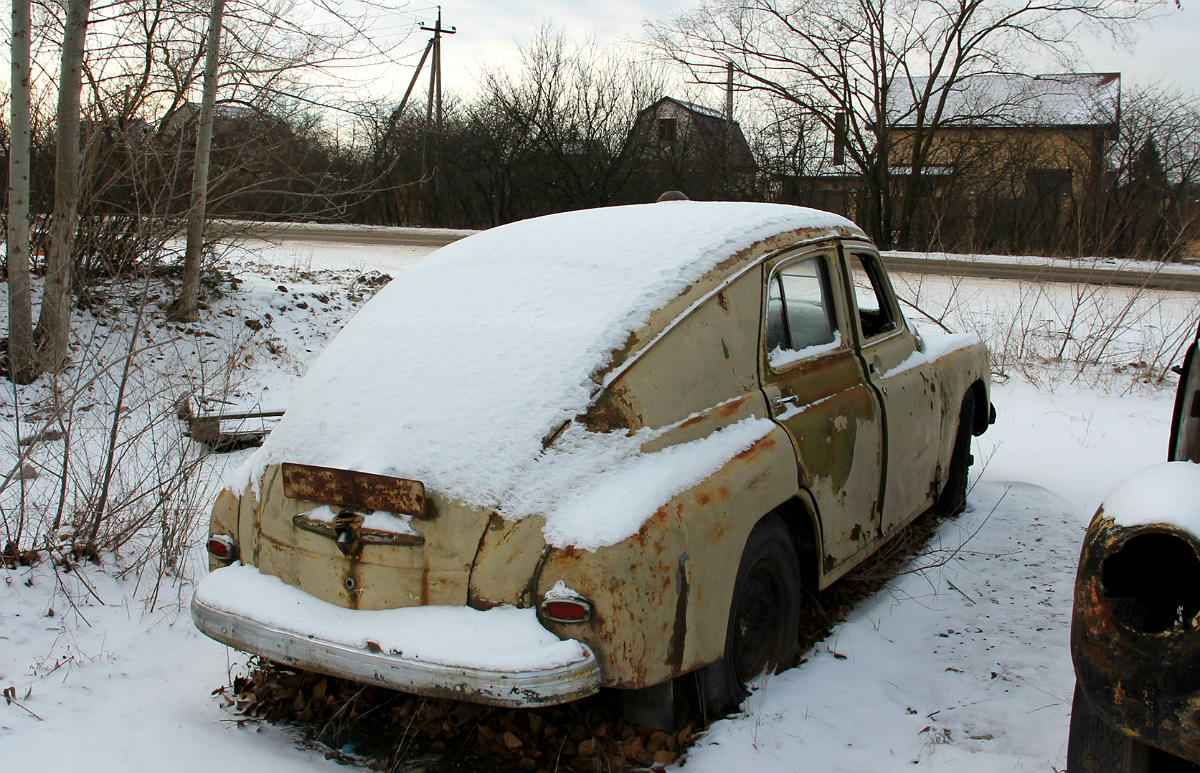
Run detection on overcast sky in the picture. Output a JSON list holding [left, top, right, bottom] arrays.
[[380, 0, 1199, 103]]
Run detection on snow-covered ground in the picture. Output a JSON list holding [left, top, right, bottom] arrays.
[[0, 236, 1192, 771]]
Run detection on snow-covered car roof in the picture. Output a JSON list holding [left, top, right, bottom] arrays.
[[231, 201, 859, 510]]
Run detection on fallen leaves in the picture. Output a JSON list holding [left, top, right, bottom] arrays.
[[230, 660, 688, 772]]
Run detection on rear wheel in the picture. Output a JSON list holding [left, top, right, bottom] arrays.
[[935, 391, 975, 517], [699, 515, 801, 717]]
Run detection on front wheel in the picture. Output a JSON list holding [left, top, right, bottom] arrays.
[[698, 515, 801, 717]]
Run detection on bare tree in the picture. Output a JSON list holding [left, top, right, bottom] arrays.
[[648, 0, 1162, 248], [35, 0, 91, 372], [479, 28, 667, 214], [7, 0, 37, 383], [175, 0, 226, 321], [1094, 86, 1200, 258]]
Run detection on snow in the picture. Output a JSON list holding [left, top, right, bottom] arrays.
[[299, 504, 420, 537], [768, 331, 843, 369], [776, 394, 835, 422], [1, 232, 1195, 772], [530, 418, 776, 551], [685, 480, 1082, 772], [544, 580, 582, 601], [892, 73, 1120, 127], [888, 248, 1200, 276], [884, 332, 981, 378], [194, 564, 589, 672], [229, 202, 857, 523], [1100, 462, 1200, 532]]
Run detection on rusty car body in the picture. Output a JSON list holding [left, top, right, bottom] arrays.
[[192, 201, 993, 723], [1069, 323, 1200, 771]]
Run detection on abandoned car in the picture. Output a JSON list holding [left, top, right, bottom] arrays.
[[1069, 323, 1200, 771], [192, 200, 993, 721]]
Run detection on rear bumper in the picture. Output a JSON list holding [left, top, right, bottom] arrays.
[[191, 572, 601, 708]]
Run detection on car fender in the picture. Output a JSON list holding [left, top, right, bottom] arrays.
[[532, 419, 802, 689]]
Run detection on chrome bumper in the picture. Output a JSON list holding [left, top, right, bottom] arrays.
[[192, 596, 602, 708]]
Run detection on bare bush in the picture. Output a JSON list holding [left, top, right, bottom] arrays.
[[892, 265, 1200, 392], [0, 264, 252, 585]]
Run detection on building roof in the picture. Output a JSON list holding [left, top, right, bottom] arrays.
[[891, 73, 1120, 129], [638, 97, 758, 169]]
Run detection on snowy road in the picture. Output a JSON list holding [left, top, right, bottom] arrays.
[[233, 219, 1200, 291]]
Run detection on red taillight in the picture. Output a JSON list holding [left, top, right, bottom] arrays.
[[207, 534, 237, 562], [542, 599, 592, 623]]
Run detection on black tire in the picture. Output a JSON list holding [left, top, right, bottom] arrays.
[[1068, 681, 1152, 772], [699, 515, 802, 717], [935, 390, 975, 517]]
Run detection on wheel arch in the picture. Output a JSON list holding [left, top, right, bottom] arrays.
[[771, 492, 822, 595], [968, 378, 990, 435]]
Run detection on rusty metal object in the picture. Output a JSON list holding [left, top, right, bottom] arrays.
[[282, 462, 426, 518], [180, 405, 284, 452], [1071, 513, 1200, 764]]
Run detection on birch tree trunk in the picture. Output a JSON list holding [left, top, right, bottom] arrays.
[[7, 0, 37, 383], [174, 0, 226, 320], [35, 0, 91, 371]]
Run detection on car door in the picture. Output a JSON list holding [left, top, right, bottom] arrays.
[[760, 247, 885, 570], [841, 245, 943, 537]]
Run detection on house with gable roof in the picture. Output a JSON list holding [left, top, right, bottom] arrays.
[[780, 73, 1122, 252], [890, 72, 1121, 247], [625, 96, 758, 201]]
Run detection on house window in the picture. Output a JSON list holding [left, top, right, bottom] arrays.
[[657, 118, 677, 142], [1026, 168, 1072, 201]]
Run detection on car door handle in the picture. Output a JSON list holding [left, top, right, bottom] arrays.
[[773, 395, 799, 411]]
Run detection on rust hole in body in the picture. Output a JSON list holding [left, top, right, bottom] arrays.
[[1102, 532, 1200, 634]]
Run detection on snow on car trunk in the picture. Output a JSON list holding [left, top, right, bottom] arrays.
[[231, 202, 854, 523]]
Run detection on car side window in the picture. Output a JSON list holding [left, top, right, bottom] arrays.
[[849, 252, 897, 339], [766, 256, 839, 369]]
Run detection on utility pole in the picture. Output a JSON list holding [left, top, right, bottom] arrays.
[[419, 7, 454, 223]]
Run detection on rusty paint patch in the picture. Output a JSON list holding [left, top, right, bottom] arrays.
[[629, 509, 672, 552], [584, 383, 642, 433], [282, 463, 426, 518], [716, 292, 729, 311], [679, 414, 706, 430], [734, 434, 776, 461], [717, 396, 748, 417]]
